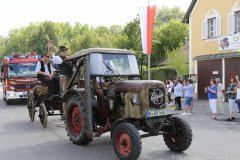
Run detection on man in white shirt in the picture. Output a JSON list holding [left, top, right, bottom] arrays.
[[35, 52, 62, 95], [215, 78, 224, 115]]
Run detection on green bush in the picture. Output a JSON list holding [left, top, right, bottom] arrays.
[[142, 66, 177, 82]]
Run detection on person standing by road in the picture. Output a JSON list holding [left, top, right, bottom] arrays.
[[173, 78, 183, 110], [215, 78, 225, 115], [166, 79, 173, 105], [182, 78, 194, 115], [207, 79, 218, 120], [225, 76, 237, 121], [236, 83, 240, 113]]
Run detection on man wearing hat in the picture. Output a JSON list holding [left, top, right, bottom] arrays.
[[35, 52, 62, 95], [48, 41, 73, 120]]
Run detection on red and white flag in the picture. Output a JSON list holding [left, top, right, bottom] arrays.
[[139, 5, 156, 54]]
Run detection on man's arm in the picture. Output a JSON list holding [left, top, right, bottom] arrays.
[[47, 40, 63, 64], [52, 56, 63, 64], [47, 40, 54, 59], [236, 75, 240, 84]]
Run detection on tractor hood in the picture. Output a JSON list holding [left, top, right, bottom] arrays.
[[108, 80, 165, 92]]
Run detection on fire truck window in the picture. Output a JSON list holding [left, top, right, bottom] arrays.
[[8, 63, 37, 78]]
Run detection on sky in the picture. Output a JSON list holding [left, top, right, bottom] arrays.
[[0, 0, 192, 37]]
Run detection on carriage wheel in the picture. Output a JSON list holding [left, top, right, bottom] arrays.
[[27, 92, 35, 122], [39, 103, 48, 128]]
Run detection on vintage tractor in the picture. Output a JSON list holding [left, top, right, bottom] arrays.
[[63, 48, 192, 160]]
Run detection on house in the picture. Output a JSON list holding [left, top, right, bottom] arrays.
[[183, 0, 240, 99]]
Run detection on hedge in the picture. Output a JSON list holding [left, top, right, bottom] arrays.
[[142, 66, 177, 82]]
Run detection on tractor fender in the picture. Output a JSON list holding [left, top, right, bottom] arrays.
[[62, 89, 85, 103]]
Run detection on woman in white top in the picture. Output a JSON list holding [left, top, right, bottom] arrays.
[[215, 78, 224, 115], [236, 83, 240, 112]]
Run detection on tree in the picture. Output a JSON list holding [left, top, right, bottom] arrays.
[[166, 46, 188, 76], [155, 6, 185, 23], [151, 19, 188, 64]]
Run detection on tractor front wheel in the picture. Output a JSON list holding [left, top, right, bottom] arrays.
[[112, 123, 142, 160], [163, 116, 192, 152]]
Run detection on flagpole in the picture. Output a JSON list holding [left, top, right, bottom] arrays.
[[148, 0, 151, 80]]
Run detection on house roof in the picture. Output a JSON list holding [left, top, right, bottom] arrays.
[[182, 0, 197, 23], [193, 52, 240, 61]]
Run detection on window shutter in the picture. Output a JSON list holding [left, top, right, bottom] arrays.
[[202, 20, 208, 39], [228, 13, 234, 34], [216, 16, 221, 37]]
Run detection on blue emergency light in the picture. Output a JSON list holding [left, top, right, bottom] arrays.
[[9, 56, 14, 60], [36, 55, 41, 60]]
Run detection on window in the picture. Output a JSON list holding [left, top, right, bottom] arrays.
[[202, 16, 221, 39], [235, 11, 240, 33], [228, 10, 240, 34], [208, 18, 216, 38]]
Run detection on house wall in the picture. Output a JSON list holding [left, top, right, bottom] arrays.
[[190, 0, 239, 74], [188, 0, 240, 99]]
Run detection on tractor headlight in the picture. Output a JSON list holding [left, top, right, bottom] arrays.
[[9, 86, 15, 90]]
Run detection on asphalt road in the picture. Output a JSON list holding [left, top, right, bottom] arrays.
[[0, 85, 240, 160]]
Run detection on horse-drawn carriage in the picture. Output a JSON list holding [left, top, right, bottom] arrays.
[[27, 79, 63, 128]]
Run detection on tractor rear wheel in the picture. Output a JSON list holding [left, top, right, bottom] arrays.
[[65, 95, 92, 145]]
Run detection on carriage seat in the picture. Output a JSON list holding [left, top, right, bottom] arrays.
[[33, 85, 48, 97]]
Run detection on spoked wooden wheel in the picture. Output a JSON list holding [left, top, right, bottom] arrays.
[[27, 92, 35, 122], [39, 103, 47, 128]]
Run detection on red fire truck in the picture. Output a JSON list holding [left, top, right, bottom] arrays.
[[1, 53, 41, 105]]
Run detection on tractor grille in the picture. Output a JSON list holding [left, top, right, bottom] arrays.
[[148, 88, 165, 109], [13, 84, 37, 91]]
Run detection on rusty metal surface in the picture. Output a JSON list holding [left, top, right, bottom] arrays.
[[108, 80, 165, 118], [109, 80, 165, 92]]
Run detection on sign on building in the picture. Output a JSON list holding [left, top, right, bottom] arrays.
[[219, 34, 240, 51]]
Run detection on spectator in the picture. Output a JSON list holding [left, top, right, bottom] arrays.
[[225, 76, 237, 121], [182, 78, 194, 115], [173, 78, 183, 110], [166, 79, 173, 104], [207, 79, 218, 120], [236, 83, 240, 113], [215, 78, 225, 115]]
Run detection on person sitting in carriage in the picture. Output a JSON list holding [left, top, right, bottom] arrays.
[[35, 53, 62, 95]]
